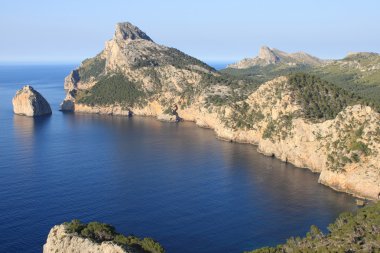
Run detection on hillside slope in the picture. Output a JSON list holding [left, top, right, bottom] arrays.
[[224, 47, 380, 107]]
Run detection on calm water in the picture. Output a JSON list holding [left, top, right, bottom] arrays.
[[0, 65, 356, 253]]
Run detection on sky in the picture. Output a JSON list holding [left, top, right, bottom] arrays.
[[1, 0, 379, 64]]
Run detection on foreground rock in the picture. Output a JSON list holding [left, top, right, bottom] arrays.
[[43, 225, 128, 253], [13, 85, 52, 116], [43, 220, 164, 253]]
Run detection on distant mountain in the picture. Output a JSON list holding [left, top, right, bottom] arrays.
[[228, 46, 324, 69], [224, 47, 380, 105]]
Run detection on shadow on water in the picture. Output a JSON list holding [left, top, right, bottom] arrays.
[[12, 114, 52, 153], [13, 114, 52, 134]]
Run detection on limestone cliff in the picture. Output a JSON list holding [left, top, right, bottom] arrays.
[[43, 225, 130, 253], [61, 22, 380, 200], [13, 85, 52, 116]]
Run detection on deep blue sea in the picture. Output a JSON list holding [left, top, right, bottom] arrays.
[[0, 64, 356, 253]]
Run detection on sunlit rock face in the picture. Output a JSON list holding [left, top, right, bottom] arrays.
[[43, 225, 130, 253], [12, 85, 52, 117]]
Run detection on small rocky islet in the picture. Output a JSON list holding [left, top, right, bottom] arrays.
[[12, 85, 51, 117]]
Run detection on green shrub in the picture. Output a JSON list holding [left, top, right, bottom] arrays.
[[63, 220, 165, 253], [350, 141, 371, 155], [78, 55, 106, 82], [263, 121, 276, 139], [80, 222, 116, 242], [247, 202, 380, 252], [64, 219, 85, 234], [77, 73, 146, 107], [288, 73, 362, 120]]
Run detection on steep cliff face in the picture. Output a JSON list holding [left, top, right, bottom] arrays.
[[71, 75, 380, 200], [61, 22, 380, 200], [43, 225, 130, 253], [13, 85, 52, 116]]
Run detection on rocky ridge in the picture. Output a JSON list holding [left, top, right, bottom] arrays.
[[228, 46, 324, 69], [13, 85, 52, 116], [61, 22, 380, 200]]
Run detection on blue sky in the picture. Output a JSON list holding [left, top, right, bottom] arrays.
[[1, 0, 379, 63]]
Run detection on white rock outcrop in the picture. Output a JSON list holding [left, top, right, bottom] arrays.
[[12, 85, 52, 116], [43, 225, 130, 253]]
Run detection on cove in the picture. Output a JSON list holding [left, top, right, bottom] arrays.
[[0, 65, 356, 253]]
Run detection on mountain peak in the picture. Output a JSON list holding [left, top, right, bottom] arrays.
[[228, 46, 323, 69], [258, 46, 280, 64], [114, 22, 153, 42]]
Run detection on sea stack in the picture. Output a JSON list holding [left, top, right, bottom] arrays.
[[12, 85, 52, 116]]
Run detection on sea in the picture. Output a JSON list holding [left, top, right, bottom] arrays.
[[0, 64, 356, 253]]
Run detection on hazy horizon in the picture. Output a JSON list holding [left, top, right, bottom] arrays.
[[1, 0, 380, 63]]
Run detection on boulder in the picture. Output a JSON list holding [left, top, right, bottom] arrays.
[[12, 85, 52, 116]]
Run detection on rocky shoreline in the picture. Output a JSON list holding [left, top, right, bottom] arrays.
[[70, 96, 380, 201], [60, 22, 380, 201]]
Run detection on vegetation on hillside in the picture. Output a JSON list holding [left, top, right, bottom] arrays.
[[247, 202, 380, 253], [223, 53, 380, 108], [324, 109, 379, 172], [129, 46, 215, 72], [222, 63, 311, 85], [77, 73, 146, 107], [287, 73, 364, 120], [313, 53, 380, 102], [77, 54, 106, 82], [165, 47, 216, 71], [64, 220, 165, 253], [262, 114, 295, 141]]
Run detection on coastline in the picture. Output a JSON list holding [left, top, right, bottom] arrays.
[[71, 101, 380, 201]]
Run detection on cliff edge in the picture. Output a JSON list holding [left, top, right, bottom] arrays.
[[43, 220, 164, 253]]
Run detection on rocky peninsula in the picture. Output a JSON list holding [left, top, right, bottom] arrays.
[[61, 22, 380, 200]]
